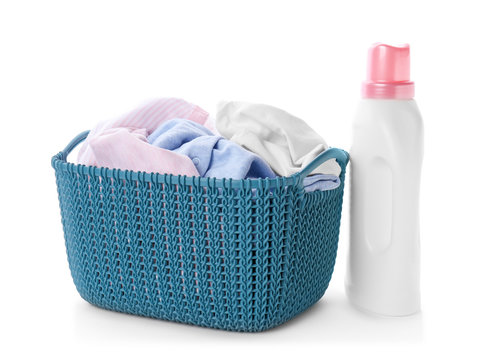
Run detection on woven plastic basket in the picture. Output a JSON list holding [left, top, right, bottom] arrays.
[[52, 131, 349, 332]]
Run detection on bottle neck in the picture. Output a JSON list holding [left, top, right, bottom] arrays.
[[362, 81, 414, 100]]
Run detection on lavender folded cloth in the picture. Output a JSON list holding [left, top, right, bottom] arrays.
[[303, 174, 340, 192]]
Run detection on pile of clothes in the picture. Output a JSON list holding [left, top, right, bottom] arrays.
[[77, 98, 341, 192]]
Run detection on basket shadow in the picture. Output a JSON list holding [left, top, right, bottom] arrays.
[[72, 290, 423, 344]]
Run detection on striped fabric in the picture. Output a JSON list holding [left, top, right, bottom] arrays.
[[77, 98, 215, 170]]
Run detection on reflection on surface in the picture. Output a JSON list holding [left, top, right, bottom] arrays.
[[73, 289, 423, 344]]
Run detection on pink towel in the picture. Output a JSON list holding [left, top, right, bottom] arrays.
[[77, 98, 215, 176], [88, 127, 199, 175]]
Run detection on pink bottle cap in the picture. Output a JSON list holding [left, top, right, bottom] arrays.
[[362, 43, 415, 99]]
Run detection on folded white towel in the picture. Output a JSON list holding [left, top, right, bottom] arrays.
[[216, 101, 341, 177]]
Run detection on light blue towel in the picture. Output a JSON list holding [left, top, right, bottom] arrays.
[[148, 119, 276, 179], [148, 118, 340, 192]]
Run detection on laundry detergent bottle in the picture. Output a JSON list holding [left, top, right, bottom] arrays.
[[346, 43, 424, 316]]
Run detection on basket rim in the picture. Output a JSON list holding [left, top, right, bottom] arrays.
[[52, 130, 349, 190]]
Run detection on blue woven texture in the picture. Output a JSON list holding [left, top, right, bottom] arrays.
[[52, 136, 346, 332]]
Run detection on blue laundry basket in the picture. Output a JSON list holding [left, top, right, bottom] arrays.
[[51, 131, 349, 332]]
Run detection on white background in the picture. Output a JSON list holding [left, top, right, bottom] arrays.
[[1, 0, 482, 359]]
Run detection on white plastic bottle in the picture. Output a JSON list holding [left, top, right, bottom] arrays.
[[346, 43, 424, 316]]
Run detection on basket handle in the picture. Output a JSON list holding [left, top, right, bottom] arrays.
[[296, 147, 350, 182], [59, 130, 90, 161]]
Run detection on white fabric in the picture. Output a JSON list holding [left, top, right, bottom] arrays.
[[216, 101, 341, 177]]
